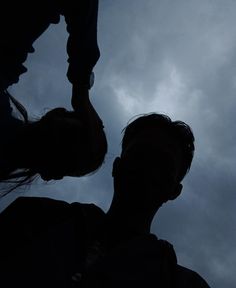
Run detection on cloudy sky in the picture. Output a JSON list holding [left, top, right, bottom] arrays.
[[1, 0, 236, 286]]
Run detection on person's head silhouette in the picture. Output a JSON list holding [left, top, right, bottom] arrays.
[[0, 91, 107, 194], [108, 113, 194, 234], [21, 106, 107, 181], [84, 114, 208, 288]]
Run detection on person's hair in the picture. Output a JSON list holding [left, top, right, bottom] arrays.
[[0, 92, 36, 196], [0, 91, 107, 197], [121, 113, 195, 182]]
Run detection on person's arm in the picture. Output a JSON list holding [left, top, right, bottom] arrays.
[[62, 0, 100, 110]]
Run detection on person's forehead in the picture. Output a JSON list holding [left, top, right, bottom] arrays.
[[122, 130, 184, 177], [124, 130, 178, 152], [122, 130, 184, 169]]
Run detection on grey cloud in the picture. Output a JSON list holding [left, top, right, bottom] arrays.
[[1, 1, 236, 287]]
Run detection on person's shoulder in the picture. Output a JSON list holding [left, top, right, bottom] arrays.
[[71, 201, 106, 238], [8, 195, 69, 208], [0, 196, 86, 235], [0, 196, 71, 219], [0, 196, 101, 252], [0, 196, 104, 229], [71, 201, 105, 218], [175, 264, 211, 288]]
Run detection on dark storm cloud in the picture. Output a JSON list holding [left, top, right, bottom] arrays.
[[1, 1, 236, 287], [99, 1, 236, 286]]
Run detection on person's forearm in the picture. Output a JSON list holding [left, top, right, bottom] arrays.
[[63, 0, 100, 88]]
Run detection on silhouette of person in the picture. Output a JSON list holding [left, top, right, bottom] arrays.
[[0, 113, 210, 287], [0, 0, 107, 190], [0, 0, 100, 110], [0, 89, 107, 193]]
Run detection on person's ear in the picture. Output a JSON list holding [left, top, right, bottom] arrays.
[[112, 157, 121, 177], [168, 183, 183, 200]]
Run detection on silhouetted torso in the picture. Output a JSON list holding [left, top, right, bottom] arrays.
[[0, 197, 104, 288], [0, 197, 210, 288]]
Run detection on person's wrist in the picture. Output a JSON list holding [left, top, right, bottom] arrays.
[[71, 72, 95, 110], [71, 85, 89, 111], [73, 71, 95, 90], [73, 85, 89, 97]]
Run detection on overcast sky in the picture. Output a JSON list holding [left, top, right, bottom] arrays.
[[1, 0, 236, 287]]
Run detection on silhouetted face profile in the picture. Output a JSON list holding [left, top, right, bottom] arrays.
[[116, 132, 181, 208], [113, 114, 194, 209], [20, 108, 107, 180]]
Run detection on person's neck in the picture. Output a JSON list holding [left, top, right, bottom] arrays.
[[105, 201, 155, 239]]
